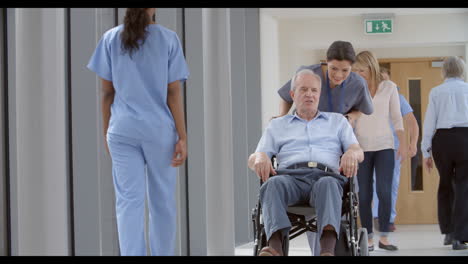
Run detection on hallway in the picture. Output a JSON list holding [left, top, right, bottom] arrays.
[[235, 224, 468, 256]]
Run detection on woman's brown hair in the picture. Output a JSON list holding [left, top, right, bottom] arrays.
[[121, 8, 151, 58], [355, 51, 382, 88]]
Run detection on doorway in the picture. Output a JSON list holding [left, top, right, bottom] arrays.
[[378, 57, 445, 224]]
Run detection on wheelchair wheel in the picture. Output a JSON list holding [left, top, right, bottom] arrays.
[[335, 219, 361, 256], [334, 222, 351, 256], [282, 234, 289, 256], [253, 227, 267, 256], [358, 228, 369, 256], [252, 203, 267, 256]]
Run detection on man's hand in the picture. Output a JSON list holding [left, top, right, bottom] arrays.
[[396, 143, 408, 164], [424, 157, 434, 174], [249, 152, 277, 182], [172, 138, 187, 167], [408, 144, 417, 158], [339, 151, 359, 178], [339, 144, 363, 178], [404, 112, 419, 158]]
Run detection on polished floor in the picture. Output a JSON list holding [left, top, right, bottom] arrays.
[[235, 224, 468, 256]]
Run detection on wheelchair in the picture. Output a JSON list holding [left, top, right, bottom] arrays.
[[251, 158, 368, 256]]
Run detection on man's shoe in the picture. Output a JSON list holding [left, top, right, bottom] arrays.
[[378, 241, 398, 251], [444, 233, 453, 245], [452, 240, 468, 250], [389, 223, 396, 232], [368, 244, 374, 252], [258, 246, 281, 256]]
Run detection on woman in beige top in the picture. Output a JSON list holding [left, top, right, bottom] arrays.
[[353, 51, 407, 251]]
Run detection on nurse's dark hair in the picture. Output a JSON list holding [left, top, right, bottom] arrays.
[[326, 41, 356, 64], [121, 8, 152, 58]]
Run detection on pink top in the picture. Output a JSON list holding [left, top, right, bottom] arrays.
[[354, 80, 404, 152]]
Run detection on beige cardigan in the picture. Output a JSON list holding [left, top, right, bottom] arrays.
[[354, 80, 404, 152]]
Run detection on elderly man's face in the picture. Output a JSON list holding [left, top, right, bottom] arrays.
[[290, 74, 321, 114]]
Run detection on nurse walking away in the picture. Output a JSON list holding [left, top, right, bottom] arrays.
[[87, 8, 189, 255]]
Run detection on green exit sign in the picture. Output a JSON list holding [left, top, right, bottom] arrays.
[[365, 19, 393, 34]]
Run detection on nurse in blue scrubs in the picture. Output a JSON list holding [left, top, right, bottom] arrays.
[[87, 8, 189, 256]]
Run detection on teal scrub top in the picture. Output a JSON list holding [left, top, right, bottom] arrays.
[[88, 24, 189, 140]]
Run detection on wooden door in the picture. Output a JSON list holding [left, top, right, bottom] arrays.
[[381, 58, 444, 224]]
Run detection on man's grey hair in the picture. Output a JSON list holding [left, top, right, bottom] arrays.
[[442, 56, 465, 79], [290, 69, 322, 91]]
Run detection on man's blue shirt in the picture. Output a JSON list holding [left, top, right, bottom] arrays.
[[421, 77, 468, 158], [255, 111, 358, 172]]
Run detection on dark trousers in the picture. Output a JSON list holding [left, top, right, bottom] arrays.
[[432, 127, 468, 241], [357, 149, 394, 235]]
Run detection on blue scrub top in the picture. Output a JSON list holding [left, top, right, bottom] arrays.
[[277, 64, 373, 115], [392, 92, 413, 149], [87, 24, 189, 141]]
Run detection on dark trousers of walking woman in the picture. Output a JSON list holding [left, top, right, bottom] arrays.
[[357, 149, 394, 239], [432, 127, 468, 242]]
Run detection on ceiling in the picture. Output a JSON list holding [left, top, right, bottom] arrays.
[[261, 8, 468, 19]]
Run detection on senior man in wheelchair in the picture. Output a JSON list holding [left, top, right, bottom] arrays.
[[248, 69, 364, 256]]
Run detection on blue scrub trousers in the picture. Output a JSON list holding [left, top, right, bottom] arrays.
[[107, 131, 177, 256]]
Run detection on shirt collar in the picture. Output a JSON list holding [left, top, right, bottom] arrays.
[[445, 77, 463, 83], [290, 110, 328, 123]]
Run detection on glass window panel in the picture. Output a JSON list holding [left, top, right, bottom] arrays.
[[409, 79, 423, 191]]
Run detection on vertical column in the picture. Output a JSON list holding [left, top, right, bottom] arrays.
[[9, 8, 69, 255], [184, 8, 238, 255], [184, 8, 208, 256], [203, 8, 235, 255], [229, 8, 251, 247], [244, 7, 262, 243], [183, 7, 262, 254], [229, 7, 263, 248], [70, 8, 118, 256], [259, 12, 280, 128], [6, 8, 17, 256], [0, 7, 7, 257]]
